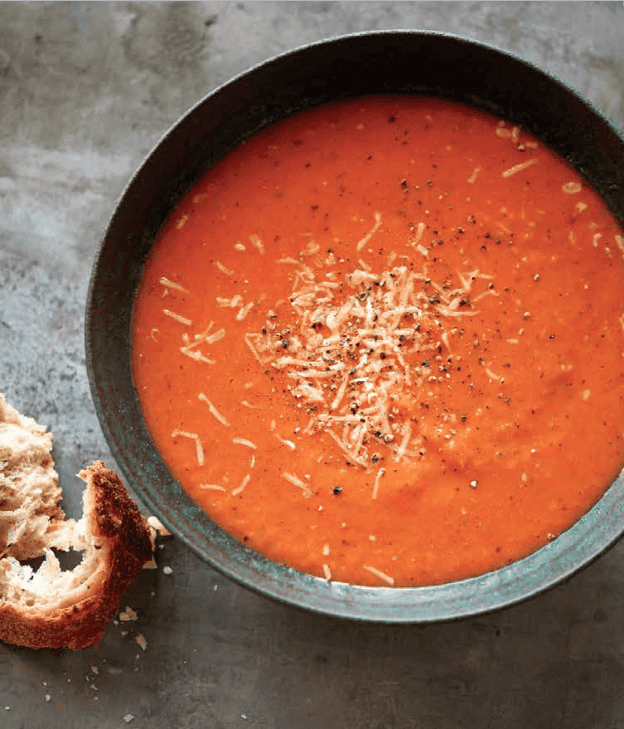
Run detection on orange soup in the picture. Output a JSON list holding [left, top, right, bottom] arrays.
[[131, 96, 624, 587]]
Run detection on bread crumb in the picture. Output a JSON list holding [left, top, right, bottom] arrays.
[[119, 606, 138, 622], [147, 516, 171, 536], [123, 715, 135, 724], [135, 633, 147, 651], [162, 565, 173, 575]]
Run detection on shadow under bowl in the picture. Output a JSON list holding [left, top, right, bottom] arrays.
[[85, 30, 624, 623]]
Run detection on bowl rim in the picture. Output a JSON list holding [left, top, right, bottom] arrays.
[[86, 28, 624, 623]]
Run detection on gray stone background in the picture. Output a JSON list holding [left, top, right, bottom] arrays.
[[1, 2, 623, 727]]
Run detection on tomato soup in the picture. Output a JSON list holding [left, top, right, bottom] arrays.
[[131, 96, 624, 587]]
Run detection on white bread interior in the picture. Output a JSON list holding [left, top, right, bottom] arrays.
[[0, 394, 154, 650]]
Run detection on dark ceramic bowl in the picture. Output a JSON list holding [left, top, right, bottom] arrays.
[[86, 31, 624, 622]]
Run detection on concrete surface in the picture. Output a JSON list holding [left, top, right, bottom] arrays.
[[0, 2, 623, 727]]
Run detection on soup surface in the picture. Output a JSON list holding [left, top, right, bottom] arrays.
[[132, 96, 624, 587]]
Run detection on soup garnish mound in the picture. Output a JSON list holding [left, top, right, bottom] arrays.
[[132, 96, 624, 587]]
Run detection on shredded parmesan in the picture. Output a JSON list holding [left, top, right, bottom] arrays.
[[171, 429, 204, 466], [250, 234, 265, 254], [467, 166, 481, 184], [159, 277, 188, 292], [232, 473, 251, 496], [502, 158, 537, 177], [233, 437, 257, 449], [371, 467, 385, 499], [216, 295, 243, 308], [484, 367, 503, 382], [562, 181, 582, 195], [281, 471, 314, 497], [163, 309, 192, 326], [179, 322, 224, 364], [249, 259, 492, 468], [362, 565, 394, 585], [495, 122, 511, 138], [214, 261, 234, 276], [410, 222, 426, 248], [274, 433, 296, 449], [197, 392, 230, 427], [356, 211, 382, 251], [236, 301, 255, 320]]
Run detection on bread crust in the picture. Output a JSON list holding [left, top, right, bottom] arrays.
[[0, 393, 154, 650], [0, 462, 153, 650]]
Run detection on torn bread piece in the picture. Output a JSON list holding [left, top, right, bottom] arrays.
[[0, 394, 154, 650]]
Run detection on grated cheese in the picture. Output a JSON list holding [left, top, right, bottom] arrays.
[[250, 234, 265, 254], [171, 429, 204, 466], [356, 211, 382, 251], [214, 261, 234, 276], [198, 392, 230, 427], [281, 471, 314, 497], [371, 467, 385, 499], [159, 277, 188, 292], [249, 259, 492, 468], [410, 221, 426, 248], [236, 301, 255, 321], [232, 473, 251, 496], [163, 309, 192, 326], [495, 123, 511, 139], [179, 322, 224, 364], [233, 437, 257, 449], [274, 433, 296, 449], [216, 295, 243, 308], [467, 167, 481, 184], [502, 158, 538, 178], [362, 564, 394, 585], [484, 367, 503, 382], [562, 181, 582, 195]]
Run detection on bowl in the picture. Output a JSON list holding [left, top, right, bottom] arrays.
[[86, 30, 624, 622]]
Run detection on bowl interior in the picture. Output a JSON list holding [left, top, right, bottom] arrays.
[[86, 30, 624, 622]]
